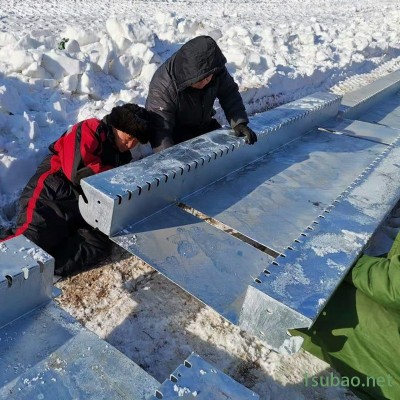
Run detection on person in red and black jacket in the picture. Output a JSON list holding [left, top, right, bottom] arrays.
[[2, 103, 151, 276]]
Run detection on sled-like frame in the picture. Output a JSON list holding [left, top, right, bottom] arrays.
[[79, 69, 400, 351]]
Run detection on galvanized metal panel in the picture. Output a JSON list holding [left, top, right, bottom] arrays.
[[240, 138, 400, 349], [320, 117, 400, 145], [113, 206, 273, 324], [0, 235, 53, 328], [152, 353, 259, 399], [357, 91, 400, 129], [79, 92, 341, 236], [184, 129, 387, 254], [0, 302, 159, 399], [340, 69, 400, 119]]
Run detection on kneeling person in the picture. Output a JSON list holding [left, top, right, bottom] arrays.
[[3, 104, 150, 276]]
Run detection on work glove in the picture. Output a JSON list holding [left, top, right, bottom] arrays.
[[233, 123, 258, 144]]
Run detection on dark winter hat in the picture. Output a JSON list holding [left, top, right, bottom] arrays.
[[107, 103, 150, 144], [173, 35, 227, 91]]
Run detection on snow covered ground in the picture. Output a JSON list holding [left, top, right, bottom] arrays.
[[2, 0, 400, 398]]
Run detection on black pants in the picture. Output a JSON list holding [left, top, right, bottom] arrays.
[[51, 227, 112, 276]]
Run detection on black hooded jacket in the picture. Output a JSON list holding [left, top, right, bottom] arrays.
[[146, 36, 249, 152]]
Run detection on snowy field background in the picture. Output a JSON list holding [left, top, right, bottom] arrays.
[[1, 0, 400, 398]]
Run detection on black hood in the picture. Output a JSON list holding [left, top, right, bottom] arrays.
[[171, 36, 226, 91]]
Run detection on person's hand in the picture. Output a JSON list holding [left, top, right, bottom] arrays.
[[233, 123, 258, 144]]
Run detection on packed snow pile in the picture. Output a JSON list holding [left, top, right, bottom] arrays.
[[1, 1, 400, 230]]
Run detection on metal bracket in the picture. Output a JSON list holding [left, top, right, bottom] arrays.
[[0, 235, 53, 328], [153, 353, 259, 399]]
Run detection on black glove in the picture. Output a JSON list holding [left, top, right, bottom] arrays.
[[233, 123, 257, 145]]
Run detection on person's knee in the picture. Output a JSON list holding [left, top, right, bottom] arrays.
[[53, 228, 112, 276]]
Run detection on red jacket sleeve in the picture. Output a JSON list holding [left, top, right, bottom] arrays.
[[52, 119, 114, 186]]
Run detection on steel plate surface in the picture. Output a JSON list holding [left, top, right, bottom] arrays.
[[112, 206, 273, 324], [184, 129, 387, 253]]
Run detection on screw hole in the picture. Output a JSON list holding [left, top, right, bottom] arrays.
[[184, 360, 192, 368]]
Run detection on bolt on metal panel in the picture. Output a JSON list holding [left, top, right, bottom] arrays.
[[152, 353, 259, 400], [79, 92, 341, 236], [240, 138, 400, 349], [0, 235, 53, 329]]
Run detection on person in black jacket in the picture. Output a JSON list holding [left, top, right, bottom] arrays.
[[146, 35, 257, 152], [1, 104, 151, 276]]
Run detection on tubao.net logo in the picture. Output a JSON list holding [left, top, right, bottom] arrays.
[[304, 372, 393, 388]]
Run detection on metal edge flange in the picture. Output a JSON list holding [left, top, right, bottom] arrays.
[[339, 69, 400, 120], [0, 235, 54, 329], [152, 353, 260, 399]]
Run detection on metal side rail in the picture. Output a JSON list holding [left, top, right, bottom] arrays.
[[339, 69, 400, 120], [0, 236, 53, 328], [79, 91, 341, 236]]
